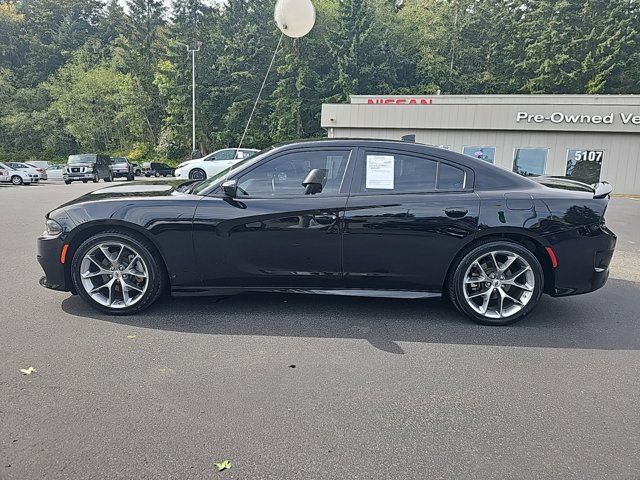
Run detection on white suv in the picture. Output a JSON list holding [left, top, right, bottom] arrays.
[[174, 148, 259, 181]]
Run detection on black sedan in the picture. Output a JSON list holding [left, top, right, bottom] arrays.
[[37, 139, 616, 325]]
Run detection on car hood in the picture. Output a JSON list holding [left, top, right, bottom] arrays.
[[57, 180, 195, 208]]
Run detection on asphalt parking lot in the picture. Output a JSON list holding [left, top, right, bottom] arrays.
[[1, 180, 639, 479]]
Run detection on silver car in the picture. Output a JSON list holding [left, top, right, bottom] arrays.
[[7, 162, 44, 181], [0, 162, 35, 185], [45, 164, 66, 181]]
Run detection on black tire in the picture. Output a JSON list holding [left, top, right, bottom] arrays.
[[447, 240, 544, 326], [11, 175, 23, 185], [135, 169, 141, 176], [189, 168, 206, 181], [127, 173, 135, 181], [65, 180, 72, 185], [154, 172, 160, 177], [104, 172, 113, 182], [92, 173, 99, 183], [70, 230, 166, 315], [82, 179, 88, 183]]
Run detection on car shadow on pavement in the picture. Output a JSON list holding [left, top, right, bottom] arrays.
[[61, 278, 640, 353]]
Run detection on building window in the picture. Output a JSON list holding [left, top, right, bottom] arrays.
[[566, 149, 603, 184], [513, 148, 547, 177], [462, 146, 495, 163]]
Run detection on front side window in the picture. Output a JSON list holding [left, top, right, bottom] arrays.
[[463, 146, 496, 163], [236, 150, 350, 197], [359, 151, 466, 194], [566, 149, 603, 184], [513, 148, 547, 177]]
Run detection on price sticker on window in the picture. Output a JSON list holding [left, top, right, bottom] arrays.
[[366, 155, 395, 189]]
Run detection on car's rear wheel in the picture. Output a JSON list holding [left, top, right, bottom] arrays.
[[70, 231, 166, 315], [104, 172, 113, 182], [448, 241, 544, 326], [11, 175, 23, 185], [92, 172, 99, 183], [127, 173, 134, 181], [65, 180, 72, 185], [154, 172, 160, 177], [189, 168, 206, 180]]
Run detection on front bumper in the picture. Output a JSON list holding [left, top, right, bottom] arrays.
[[547, 224, 617, 296], [37, 235, 71, 292], [64, 173, 93, 181]]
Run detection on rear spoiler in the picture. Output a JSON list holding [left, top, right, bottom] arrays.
[[592, 181, 613, 199], [535, 176, 613, 199]]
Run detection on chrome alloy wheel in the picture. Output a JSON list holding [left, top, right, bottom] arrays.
[[462, 250, 535, 319], [79, 242, 149, 309]]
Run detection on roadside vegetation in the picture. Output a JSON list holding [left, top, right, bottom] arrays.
[[0, 0, 638, 164]]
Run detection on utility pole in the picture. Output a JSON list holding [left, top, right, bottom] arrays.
[[178, 41, 202, 153]]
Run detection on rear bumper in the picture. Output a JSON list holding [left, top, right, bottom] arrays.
[[547, 224, 616, 297], [37, 235, 70, 292]]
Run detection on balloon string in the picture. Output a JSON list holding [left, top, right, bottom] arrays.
[[237, 32, 284, 152]]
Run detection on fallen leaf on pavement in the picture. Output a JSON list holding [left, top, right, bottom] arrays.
[[20, 367, 36, 375], [215, 460, 231, 471], [127, 335, 137, 339]]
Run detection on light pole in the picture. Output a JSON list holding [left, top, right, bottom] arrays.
[[177, 41, 201, 153]]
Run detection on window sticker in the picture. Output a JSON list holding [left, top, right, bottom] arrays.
[[366, 155, 395, 189]]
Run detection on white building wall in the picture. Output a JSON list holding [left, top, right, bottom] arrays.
[[321, 97, 640, 195]]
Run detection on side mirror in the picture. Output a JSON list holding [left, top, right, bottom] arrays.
[[302, 168, 328, 195], [222, 179, 238, 197]]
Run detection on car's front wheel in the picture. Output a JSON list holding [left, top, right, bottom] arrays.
[[92, 172, 99, 183], [448, 241, 544, 326], [189, 168, 206, 180], [11, 175, 23, 185], [70, 231, 166, 315]]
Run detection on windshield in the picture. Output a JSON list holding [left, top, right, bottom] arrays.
[[191, 146, 274, 195], [69, 154, 97, 164]]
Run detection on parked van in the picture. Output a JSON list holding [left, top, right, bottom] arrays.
[[64, 154, 113, 184]]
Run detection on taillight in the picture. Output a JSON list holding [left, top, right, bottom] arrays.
[[36, 168, 43, 172]]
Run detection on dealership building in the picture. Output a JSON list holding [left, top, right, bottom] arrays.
[[320, 94, 640, 195]]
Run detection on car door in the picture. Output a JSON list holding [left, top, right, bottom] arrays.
[[192, 147, 355, 289], [203, 149, 238, 177], [342, 147, 480, 292]]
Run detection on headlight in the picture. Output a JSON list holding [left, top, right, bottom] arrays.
[[176, 163, 187, 169], [44, 218, 63, 236]]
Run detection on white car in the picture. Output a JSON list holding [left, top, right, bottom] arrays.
[[7, 162, 45, 181], [0, 162, 36, 185], [45, 164, 66, 181], [174, 148, 259, 181]]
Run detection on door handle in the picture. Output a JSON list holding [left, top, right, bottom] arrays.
[[313, 213, 337, 225], [444, 207, 468, 218]]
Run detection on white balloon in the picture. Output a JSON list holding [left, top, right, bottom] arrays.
[[274, 0, 316, 38]]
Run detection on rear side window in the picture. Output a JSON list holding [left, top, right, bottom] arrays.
[[438, 163, 466, 190], [358, 151, 467, 194]]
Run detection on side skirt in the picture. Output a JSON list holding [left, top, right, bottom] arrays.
[[171, 286, 442, 300]]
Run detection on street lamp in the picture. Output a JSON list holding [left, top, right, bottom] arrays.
[[177, 41, 202, 153]]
